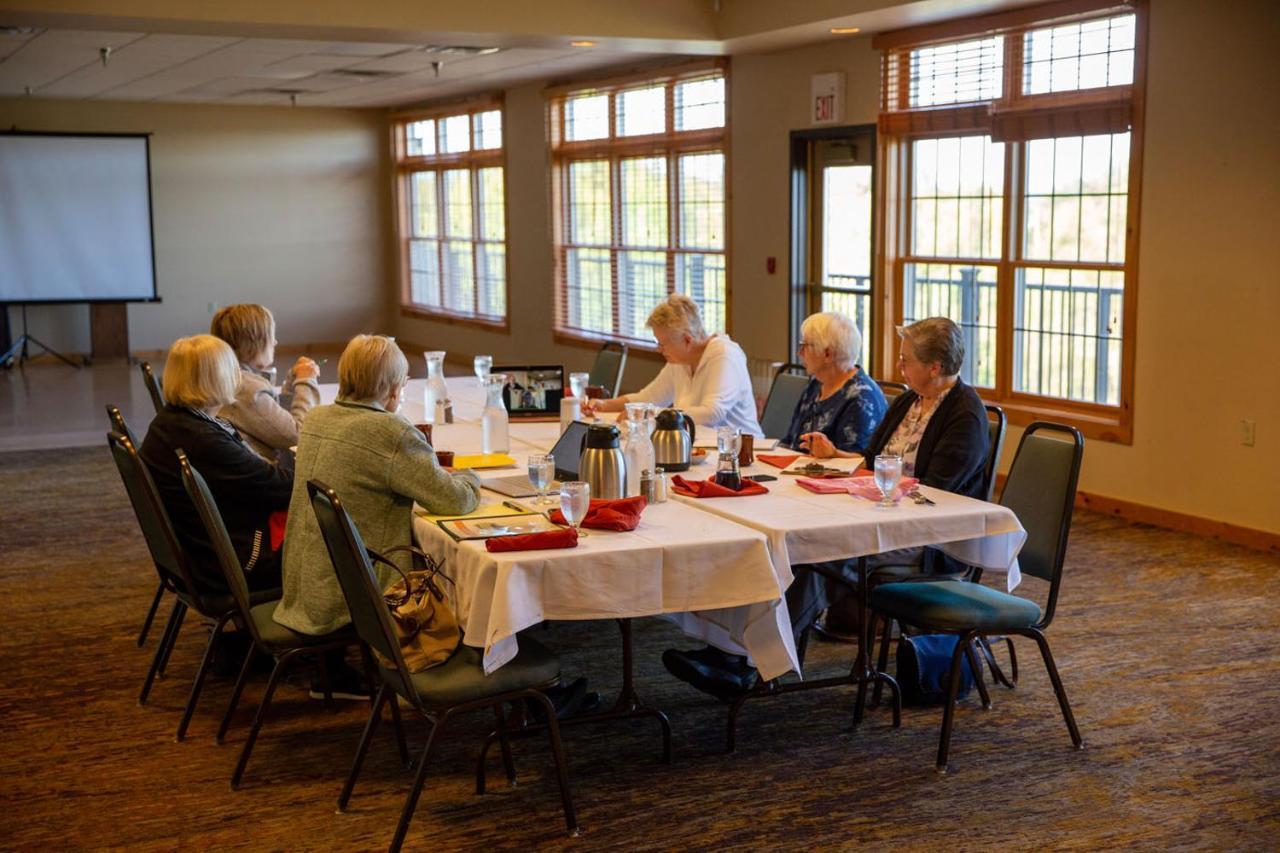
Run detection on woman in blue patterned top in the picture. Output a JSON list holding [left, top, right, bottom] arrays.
[[781, 312, 888, 457]]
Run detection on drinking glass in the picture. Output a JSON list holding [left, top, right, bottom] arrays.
[[569, 372, 590, 399], [716, 426, 741, 457], [873, 454, 903, 508], [528, 453, 555, 506], [473, 354, 493, 386], [559, 481, 591, 537]]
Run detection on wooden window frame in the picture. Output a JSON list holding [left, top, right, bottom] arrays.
[[547, 60, 731, 351], [392, 96, 511, 331], [874, 0, 1146, 443]]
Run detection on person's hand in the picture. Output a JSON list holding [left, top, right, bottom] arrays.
[[799, 431, 836, 458], [292, 356, 319, 381]]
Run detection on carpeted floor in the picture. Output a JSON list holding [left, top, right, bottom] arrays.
[[2, 446, 1277, 850]]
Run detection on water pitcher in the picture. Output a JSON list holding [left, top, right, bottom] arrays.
[[481, 374, 510, 454], [422, 351, 452, 424], [622, 403, 656, 497]]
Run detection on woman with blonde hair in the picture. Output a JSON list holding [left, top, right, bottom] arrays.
[[139, 334, 293, 595], [210, 304, 319, 461]]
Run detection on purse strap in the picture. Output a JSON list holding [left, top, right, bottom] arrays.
[[367, 546, 452, 605]]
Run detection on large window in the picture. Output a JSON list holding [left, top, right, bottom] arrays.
[[549, 63, 728, 345], [394, 102, 507, 325], [877, 2, 1145, 441]]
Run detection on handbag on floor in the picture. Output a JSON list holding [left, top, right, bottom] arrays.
[[896, 634, 980, 706], [369, 547, 460, 673]]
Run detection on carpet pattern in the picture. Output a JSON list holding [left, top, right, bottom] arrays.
[[1, 446, 1278, 850]]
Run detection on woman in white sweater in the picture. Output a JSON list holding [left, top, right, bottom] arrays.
[[587, 294, 763, 437]]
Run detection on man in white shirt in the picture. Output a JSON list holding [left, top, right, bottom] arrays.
[[586, 294, 763, 438]]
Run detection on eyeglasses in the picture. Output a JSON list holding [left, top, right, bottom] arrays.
[[797, 341, 813, 350]]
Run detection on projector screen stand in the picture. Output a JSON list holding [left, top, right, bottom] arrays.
[[1, 305, 82, 370]]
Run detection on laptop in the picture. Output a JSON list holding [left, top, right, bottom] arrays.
[[496, 365, 565, 420], [483, 420, 590, 498]]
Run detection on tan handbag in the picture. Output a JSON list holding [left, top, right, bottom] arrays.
[[367, 546, 460, 673]]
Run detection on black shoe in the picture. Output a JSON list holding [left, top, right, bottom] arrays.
[[309, 662, 371, 701], [662, 647, 759, 702], [530, 676, 595, 722]]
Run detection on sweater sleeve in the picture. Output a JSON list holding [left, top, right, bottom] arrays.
[[919, 400, 988, 492], [627, 363, 676, 407], [233, 384, 307, 452], [201, 426, 295, 511], [679, 349, 742, 426], [386, 424, 483, 515]]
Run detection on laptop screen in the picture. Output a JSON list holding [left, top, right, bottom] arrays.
[[497, 365, 565, 417], [549, 420, 589, 481]]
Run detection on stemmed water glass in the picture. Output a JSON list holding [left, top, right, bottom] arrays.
[[474, 354, 493, 386], [527, 453, 555, 506], [569, 372, 590, 399], [558, 481, 591, 537], [873, 454, 903, 508]]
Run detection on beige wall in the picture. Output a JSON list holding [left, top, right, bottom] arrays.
[[0, 98, 388, 353]]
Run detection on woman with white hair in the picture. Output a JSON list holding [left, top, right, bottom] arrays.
[[781, 312, 887, 456], [587, 294, 763, 437]]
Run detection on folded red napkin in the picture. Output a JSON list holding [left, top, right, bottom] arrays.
[[548, 496, 647, 531], [797, 475, 919, 501], [485, 527, 579, 552], [268, 510, 288, 551], [671, 475, 769, 498], [757, 453, 801, 469]]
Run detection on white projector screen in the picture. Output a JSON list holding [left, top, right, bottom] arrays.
[[0, 133, 158, 303]]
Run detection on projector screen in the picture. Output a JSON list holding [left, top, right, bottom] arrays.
[[0, 133, 158, 303]]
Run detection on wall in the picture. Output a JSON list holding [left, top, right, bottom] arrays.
[[0, 98, 389, 353]]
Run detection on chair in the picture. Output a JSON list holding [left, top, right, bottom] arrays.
[[876, 379, 908, 403], [869, 422, 1085, 772], [307, 479, 579, 850], [107, 404, 165, 648], [758, 362, 808, 439], [140, 361, 165, 413], [106, 431, 279, 740], [178, 451, 358, 788], [587, 341, 628, 398]]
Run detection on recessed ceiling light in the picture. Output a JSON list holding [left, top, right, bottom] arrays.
[[570, 40, 596, 48], [830, 27, 861, 35]]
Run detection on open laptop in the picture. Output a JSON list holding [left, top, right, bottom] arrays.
[[482, 420, 590, 498], [496, 365, 565, 420]]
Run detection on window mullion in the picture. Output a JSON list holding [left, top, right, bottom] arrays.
[[470, 166, 481, 317], [435, 167, 446, 310], [996, 141, 1017, 400]]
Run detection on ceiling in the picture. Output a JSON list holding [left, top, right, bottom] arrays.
[[0, 0, 1044, 109]]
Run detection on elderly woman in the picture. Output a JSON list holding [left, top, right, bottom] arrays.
[[140, 334, 292, 596], [663, 317, 990, 700], [781, 312, 887, 456], [210, 304, 319, 462], [587, 294, 763, 437]]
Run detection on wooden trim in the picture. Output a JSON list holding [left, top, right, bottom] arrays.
[[399, 306, 510, 333], [872, 0, 1134, 50], [1076, 491, 1280, 555], [552, 330, 664, 361], [543, 58, 726, 99], [391, 93, 503, 122]]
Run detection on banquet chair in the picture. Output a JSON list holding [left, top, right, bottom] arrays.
[[759, 362, 808, 439], [178, 451, 359, 789], [106, 404, 166, 648], [876, 379, 908, 403], [869, 422, 1085, 772], [307, 480, 579, 851], [588, 341, 628, 398], [106, 431, 279, 740], [140, 361, 165, 414]]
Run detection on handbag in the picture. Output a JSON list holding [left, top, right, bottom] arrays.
[[896, 633, 981, 706], [367, 545, 461, 674]]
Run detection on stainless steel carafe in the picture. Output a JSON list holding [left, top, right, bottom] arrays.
[[578, 423, 625, 500], [652, 408, 695, 472]]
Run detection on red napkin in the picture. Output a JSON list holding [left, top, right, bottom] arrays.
[[757, 453, 801, 469], [486, 527, 579, 552], [268, 510, 288, 551], [549, 496, 647, 531], [671, 475, 769, 498]]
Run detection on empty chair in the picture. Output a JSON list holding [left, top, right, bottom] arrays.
[[106, 404, 164, 648], [307, 479, 578, 850], [758, 363, 808, 440], [140, 361, 165, 414], [588, 341, 628, 398]]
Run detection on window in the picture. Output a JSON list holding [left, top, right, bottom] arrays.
[[394, 102, 507, 325], [549, 63, 728, 345], [876, 3, 1145, 441]]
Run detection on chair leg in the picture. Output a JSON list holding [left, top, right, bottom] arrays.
[[1024, 628, 1083, 749], [975, 636, 1016, 689], [964, 640, 992, 710], [389, 712, 451, 853], [138, 599, 184, 706], [136, 580, 166, 647], [337, 684, 390, 812], [935, 630, 978, 773], [315, 652, 335, 709], [156, 601, 188, 678], [1005, 637, 1019, 683], [217, 643, 259, 744], [528, 692, 580, 838], [871, 615, 893, 707], [175, 613, 230, 742], [494, 704, 518, 790], [231, 651, 296, 790]]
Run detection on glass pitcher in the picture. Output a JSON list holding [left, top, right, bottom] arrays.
[[622, 402, 656, 498], [481, 373, 510, 454], [422, 350, 451, 424]]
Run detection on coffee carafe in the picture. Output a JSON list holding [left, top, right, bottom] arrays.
[[579, 423, 625, 500], [652, 408, 695, 472]]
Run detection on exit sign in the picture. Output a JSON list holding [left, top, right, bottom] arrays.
[[811, 72, 845, 126]]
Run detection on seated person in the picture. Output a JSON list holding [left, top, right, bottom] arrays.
[[211, 304, 320, 462], [586, 294, 763, 437], [781, 311, 887, 456], [663, 317, 990, 700], [140, 334, 292, 596]]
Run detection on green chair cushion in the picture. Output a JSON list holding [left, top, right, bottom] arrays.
[[249, 601, 354, 652], [395, 636, 561, 709], [182, 587, 281, 619], [872, 580, 1041, 633]]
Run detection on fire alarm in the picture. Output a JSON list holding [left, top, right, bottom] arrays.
[[766, 257, 777, 274]]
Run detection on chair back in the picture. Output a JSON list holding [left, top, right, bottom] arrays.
[[307, 480, 418, 705], [106, 404, 140, 449], [177, 451, 260, 640], [876, 379, 908, 403], [759, 363, 809, 439], [999, 422, 1083, 626], [982, 404, 1007, 502], [106, 430, 196, 597], [140, 361, 165, 414], [588, 342, 628, 398]]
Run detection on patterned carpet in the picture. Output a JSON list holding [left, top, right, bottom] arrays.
[[2, 446, 1277, 850]]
